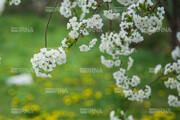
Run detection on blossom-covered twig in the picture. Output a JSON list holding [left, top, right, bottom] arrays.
[[120, 74, 164, 119]]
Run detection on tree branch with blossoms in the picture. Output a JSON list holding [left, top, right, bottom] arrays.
[[7, 0, 180, 119], [28, 0, 180, 119]]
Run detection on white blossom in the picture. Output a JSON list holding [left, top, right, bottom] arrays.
[[79, 44, 90, 52], [110, 111, 120, 120], [101, 56, 114, 68], [69, 30, 79, 39], [127, 57, 134, 71], [177, 32, 180, 42], [89, 38, 97, 48], [0, 0, 5, 15], [168, 95, 180, 107], [172, 46, 180, 61], [104, 10, 120, 20], [154, 64, 162, 74]]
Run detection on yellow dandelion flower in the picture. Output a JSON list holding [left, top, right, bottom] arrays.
[[83, 89, 93, 99], [31, 105, 40, 113], [72, 93, 80, 102], [63, 96, 72, 105], [94, 91, 102, 99]]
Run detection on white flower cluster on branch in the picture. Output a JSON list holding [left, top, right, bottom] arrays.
[[66, 14, 103, 40], [29, 0, 168, 119], [60, 0, 98, 20], [31, 47, 66, 78], [154, 32, 180, 108], [164, 59, 180, 107], [104, 10, 120, 20]]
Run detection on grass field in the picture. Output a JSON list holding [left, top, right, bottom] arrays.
[[0, 13, 179, 120]]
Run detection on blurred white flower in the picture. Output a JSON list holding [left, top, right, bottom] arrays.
[[6, 74, 33, 85], [0, 0, 6, 15], [154, 64, 162, 74], [177, 32, 180, 42]]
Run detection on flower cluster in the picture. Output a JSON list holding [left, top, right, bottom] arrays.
[[123, 85, 151, 102], [104, 10, 120, 20], [67, 14, 103, 40], [31, 47, 66, 78], [29, 0, 167, 119], [168, 95, 180, 107], [159, 32, 180, 107], [113, 67, 151, 102], [98, 0, 165, 105], [98, 0, 164, 105], [60, 0, 75, 18], [9, 0, 21, 6], [163, 59, 180, 107], [60, 0, 97, 20], [101, 56, 115, 68], [164, 60, 180, 75], [79, 38, 97, 52], [99, 32, 136, 57], [121, 0, 165, 35], [101, 56, 122, 68]]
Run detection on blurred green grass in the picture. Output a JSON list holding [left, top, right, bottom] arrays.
[[0, 13, 179, 120]]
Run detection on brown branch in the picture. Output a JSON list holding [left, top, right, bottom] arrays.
[[152, 0, 161, 11], [142, 74, 164, 89], [106, 2, 112, 32], [45, 0, 59, 48], [95, 2, 105, 14], [74, 24, 87, 44]]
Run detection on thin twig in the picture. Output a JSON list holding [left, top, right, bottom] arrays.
[[152, 0, 161, 11], [74, 24, 87, 44], [142, 74, 164, 89], [95, 2, 105, 14], [106, 2, 112, 32], [45, 0, 59, 48]]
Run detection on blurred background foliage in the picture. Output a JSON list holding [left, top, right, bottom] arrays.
[[0, 0, 180, 120]]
